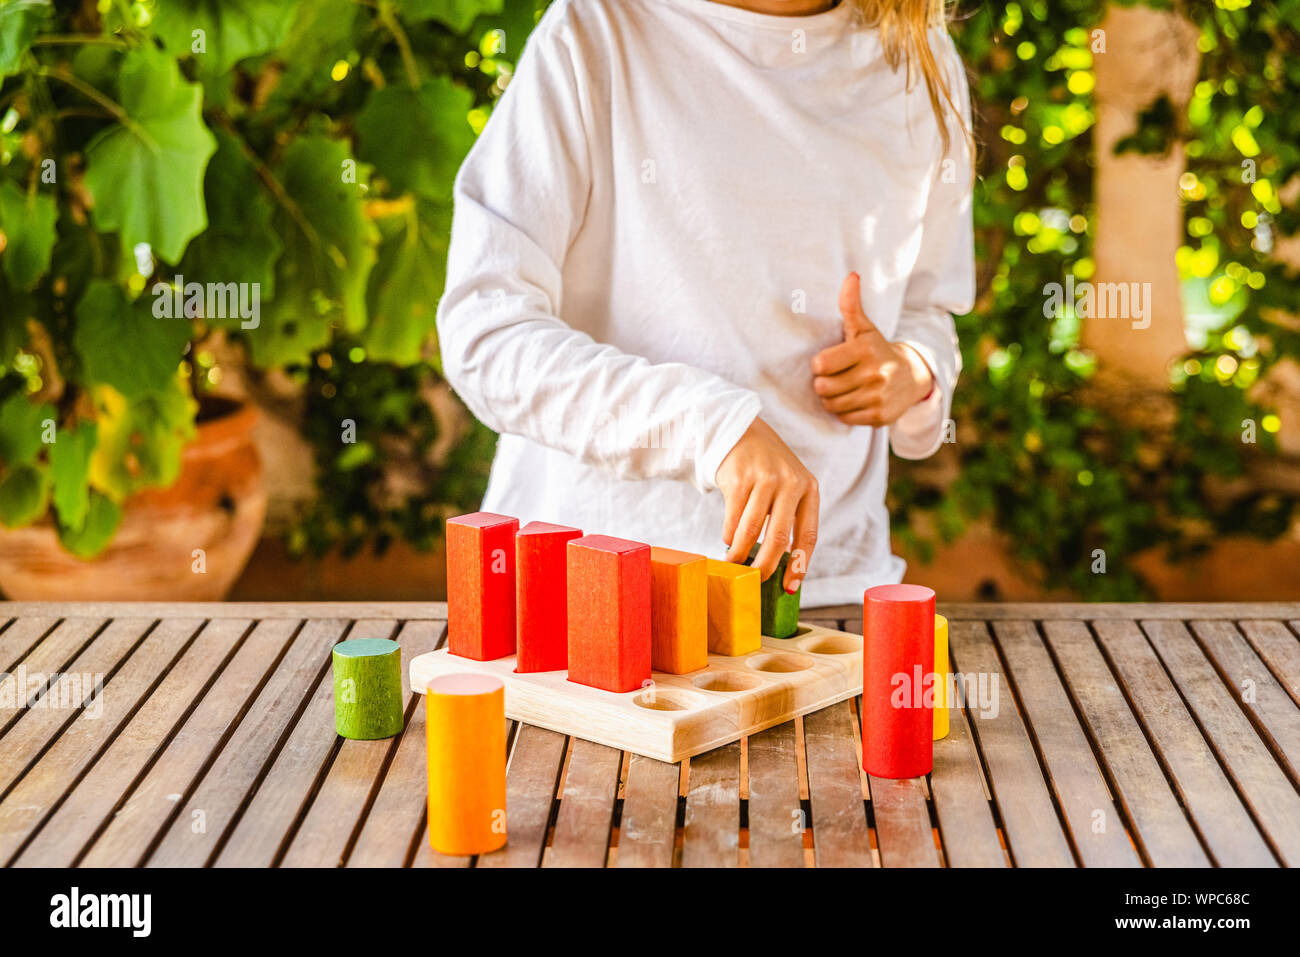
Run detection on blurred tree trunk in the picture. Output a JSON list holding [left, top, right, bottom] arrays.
[[1088, 5, 1200, 399]]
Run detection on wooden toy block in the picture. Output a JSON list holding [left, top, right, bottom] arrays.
[[425, 673, 507, 855], [567, 535, 651, 693], [862, 584, 936, 779], [705, 559, 761, 656], [332, 638, 403, 740], [515, 521, 583, 673], [649, 547, 708, 675], [446, 511, 519, 661], [411, 622, 863, 763], [934, 614, 950, 741], [746, 546, 802, 639]]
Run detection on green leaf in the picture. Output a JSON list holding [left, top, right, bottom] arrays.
[[391, 0, 503, 33], [88, 380, 196, 500], [356, 77, 476, 202], [179, 127, 282, 300], [49, 420, 95, 532], [0, 0, 50, 79], [0, 180, 57, 289], [0, 463, 49, 527], [245, 132, 377, 366], [57, 490, 122, 558], [72, 280, 191, 398], [272, 0, 359, 103], [0, 392, 53, 467], [362, 201, 449, 364], [152, 0, 302, 74], [82, 45, 217, 263]]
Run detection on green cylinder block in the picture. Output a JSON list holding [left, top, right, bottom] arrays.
[[747, 546, 802, 639], [332, 638, 404, 740]]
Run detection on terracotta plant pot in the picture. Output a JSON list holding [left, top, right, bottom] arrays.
[[0, 398, 267, 601]]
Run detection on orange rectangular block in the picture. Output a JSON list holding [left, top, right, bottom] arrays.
[[567, 535, 651, 693], [446, 511, 518, 661], [705, 559, 760, 656], [649, 547, 707, 675]]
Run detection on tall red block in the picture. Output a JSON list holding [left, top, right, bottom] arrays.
[[862, 583, 936, 779], [567, 535, 651, 693], [446, 512, 519, 661], [515, 521, 582, 673]]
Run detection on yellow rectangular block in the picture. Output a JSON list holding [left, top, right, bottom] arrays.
[[705, 559, 760, 656], [650, 547, 708, 674], [934, 614, 950, 741]]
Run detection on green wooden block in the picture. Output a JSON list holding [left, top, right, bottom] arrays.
[[746, 546, 802, 639], [332, 638, 404, 739]]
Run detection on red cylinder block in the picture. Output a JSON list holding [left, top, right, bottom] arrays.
[[862, 584, 936, 779]]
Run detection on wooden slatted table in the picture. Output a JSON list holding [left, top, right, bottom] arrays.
[[1, 601, 1297, 868]]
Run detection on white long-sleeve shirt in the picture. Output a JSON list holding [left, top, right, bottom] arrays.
[[437, 0, 975, 606]]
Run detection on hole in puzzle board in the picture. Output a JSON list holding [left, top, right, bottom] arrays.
[[797, 634, 861, 656], [746, 653, 813, 673], [633, 690, 695, 711], [691, 671, 764, 693]]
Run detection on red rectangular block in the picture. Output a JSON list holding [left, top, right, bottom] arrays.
[[515, 521, 583, 673], [446, 511, 519, 661], [567, 535, 651, 694]]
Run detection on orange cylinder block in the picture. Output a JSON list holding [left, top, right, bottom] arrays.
[[425, 674, 507, 855]]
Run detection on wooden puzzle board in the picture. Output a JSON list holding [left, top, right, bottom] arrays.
[[409, 623, 863, 763]]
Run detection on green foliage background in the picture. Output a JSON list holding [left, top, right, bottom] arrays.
[[0, 0, 1296, 595]]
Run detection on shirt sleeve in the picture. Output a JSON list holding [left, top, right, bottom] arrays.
[[436, 3, 761, 492], [889, 31, 975, 460]]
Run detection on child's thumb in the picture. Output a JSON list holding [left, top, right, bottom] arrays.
[[839, 272, 881, 341]]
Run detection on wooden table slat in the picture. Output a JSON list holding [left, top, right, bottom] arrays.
[[0, 617, 202, 864], [1189, 620, 1300, 783], [929, 699, 1008, 867], [615, 753, 680, 868], [0, 616, 61, 693], [947, 621, 1076, 866], [803, 704, 873, 867], [0, 617, 111, 742], [476, 724, 567, 868], [12, 618, 253, 867], [78, 617, 302, 867], [0, 618, 145, 796], [1236, 620, 1300, 708], [1091, 619, 1276, 867], [868, 776, 939, 868], [543, 739, 620, 867], [682, 742, 741, 867], [991, 620, 1141, 868], [144, 618, 347, 867], [1040, 621, 1209, 867], [1142, 619, 1300, 865], [745, 721, 806, 868]]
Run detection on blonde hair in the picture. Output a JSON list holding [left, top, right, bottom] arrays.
[[850, 0, 971, 159]]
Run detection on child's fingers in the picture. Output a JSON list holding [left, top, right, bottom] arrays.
[[821, 386, 882, 415], [721, 476, 752, 547], [725, 482, 774, 565], [785, 483, 819, 594], [809, 338, 862, 377], [753, 489, 798, 581]]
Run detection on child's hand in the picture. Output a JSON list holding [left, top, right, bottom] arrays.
[[810, 272, 935, 427], [716, 417, 818, 593]]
